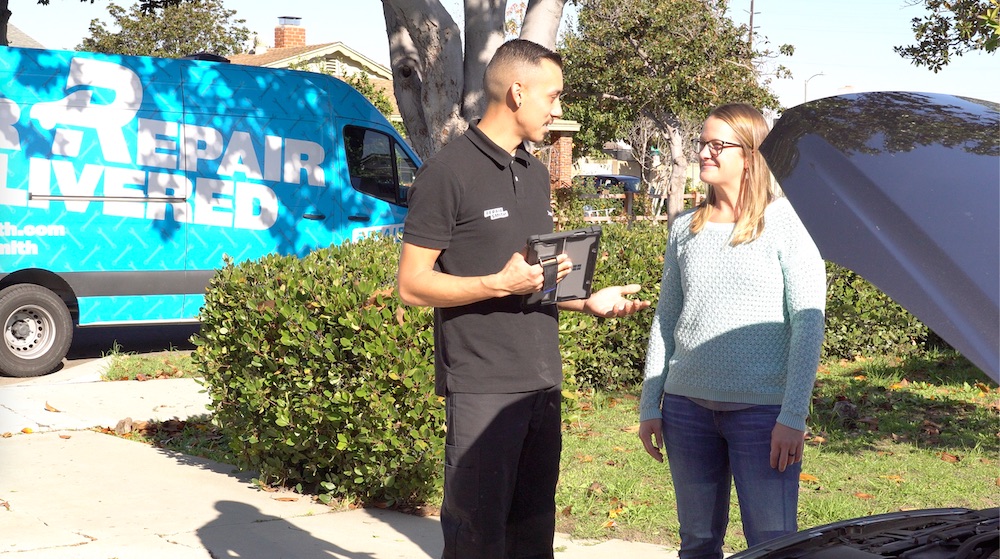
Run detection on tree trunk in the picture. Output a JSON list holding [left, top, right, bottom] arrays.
[[665, 124, 688, 226], [383, 0, 563, 159], [383, 0, 468, 159], [461, 0, 506, 121], [1, 0, 10, 47]]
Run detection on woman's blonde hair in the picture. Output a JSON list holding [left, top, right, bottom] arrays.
[[690, 103, 775, 245]]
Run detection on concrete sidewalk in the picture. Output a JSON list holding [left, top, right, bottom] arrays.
[[0, 360, 678, 558]]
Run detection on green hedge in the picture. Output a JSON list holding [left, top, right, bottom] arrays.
[[559, 222, 666, 390], [192, 237, 442, 507], [822, 261, 928, 360], [194, 223, 929, 503]]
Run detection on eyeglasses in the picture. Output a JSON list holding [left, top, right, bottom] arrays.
[[697, 139, 743, 156]]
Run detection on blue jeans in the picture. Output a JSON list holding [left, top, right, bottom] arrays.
[[661, 394, 800, 559]]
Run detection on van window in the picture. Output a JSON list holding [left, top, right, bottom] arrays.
[[395, 142, 417, 203], [344, 126, 414, 206]]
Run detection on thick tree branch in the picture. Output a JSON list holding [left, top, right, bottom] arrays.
[[520, 0, 565, 49]]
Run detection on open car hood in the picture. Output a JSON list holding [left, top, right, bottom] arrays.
[[760, 92, 999, 381]]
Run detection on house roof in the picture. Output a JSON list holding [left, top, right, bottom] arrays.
[[6, 24, 44, 49], [229, 41, 392, 80]]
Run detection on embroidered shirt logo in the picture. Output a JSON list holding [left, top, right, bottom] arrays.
[[484, 207, 509, 220]]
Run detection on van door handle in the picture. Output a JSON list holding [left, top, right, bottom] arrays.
[[303, 213, 325, 220], [348, 215, 370, 222]]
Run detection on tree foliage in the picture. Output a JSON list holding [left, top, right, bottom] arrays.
[[560, 0, 779, 222], [562, 0, 778, 152], [34, 0, 185, 11], [896, 0, 999, 72], [77, 0, 250, 58], [344, 73, 396, 121]]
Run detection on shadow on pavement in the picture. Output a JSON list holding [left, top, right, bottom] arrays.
[[198, 500, 378, 559]]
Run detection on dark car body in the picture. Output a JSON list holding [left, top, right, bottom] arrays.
[[575, 174, 643, 193], [732, 507, 998, 559], [742, 92, 1000, 559]]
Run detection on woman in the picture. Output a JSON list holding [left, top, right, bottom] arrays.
[[637, 103, 826, 558]]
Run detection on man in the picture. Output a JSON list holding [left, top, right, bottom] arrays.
[[397, 39, 649, 559]]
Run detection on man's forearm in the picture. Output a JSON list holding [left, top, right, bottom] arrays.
[[399, 269, 506, 308]]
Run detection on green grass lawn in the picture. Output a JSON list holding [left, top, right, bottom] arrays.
[[105, 350, 998, 554]]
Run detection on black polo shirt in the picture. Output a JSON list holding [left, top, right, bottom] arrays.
[[403, 123, 561, 396]]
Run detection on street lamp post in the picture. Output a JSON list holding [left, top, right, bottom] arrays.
[[804, 72, 825, 103]]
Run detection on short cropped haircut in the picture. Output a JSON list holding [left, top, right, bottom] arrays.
[[483, 39, 563, 103]]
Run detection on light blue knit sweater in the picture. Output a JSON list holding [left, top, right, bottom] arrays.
[[638, 197, 827, 432]]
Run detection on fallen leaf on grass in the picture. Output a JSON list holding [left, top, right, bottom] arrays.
[[561, 505, 573, 517], [602, 520, 617, 528], [889, 379, 910, 390], [621, 425, 639, 433], [587, 482, 606, 495], [576, 454, 593, 463], [858, 417, 879, 429], [940, 452, 961, 463], [922, 420, 943, 436], [115, 417, 134, 435], [44, 402, 61, 413], [608, 507, 624, 519], [854, 492, 874, 500], [799, 473, 820, 484], [882, 475, 904, 483]]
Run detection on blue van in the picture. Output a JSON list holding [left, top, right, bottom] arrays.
[[0, 47, 419, 376]]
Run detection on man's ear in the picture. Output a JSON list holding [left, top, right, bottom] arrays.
[[510, 82, 523, 108]]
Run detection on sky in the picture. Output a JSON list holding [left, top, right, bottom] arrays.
[[10, 0, 999, 109]]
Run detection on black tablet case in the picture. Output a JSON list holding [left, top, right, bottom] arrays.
[[523, 226, 602, 306]]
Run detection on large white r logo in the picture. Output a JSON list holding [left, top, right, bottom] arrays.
[[30, 58, 142, 164]]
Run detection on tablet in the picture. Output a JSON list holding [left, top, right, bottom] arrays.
[[523, 226, 602, 306]]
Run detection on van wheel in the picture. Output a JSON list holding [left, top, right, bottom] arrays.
[[0, 284, 73, 378]]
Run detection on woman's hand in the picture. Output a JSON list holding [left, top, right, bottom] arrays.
[[770, 422, 805, 472], [638, 418, 664, 462]]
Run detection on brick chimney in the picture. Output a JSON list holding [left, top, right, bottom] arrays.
[[274, 16, 305, 48]]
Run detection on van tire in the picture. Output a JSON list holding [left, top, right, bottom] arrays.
[[0, 284, 74, 378]]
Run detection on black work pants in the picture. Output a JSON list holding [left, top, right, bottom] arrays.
[[440, 385, 563, 559]]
